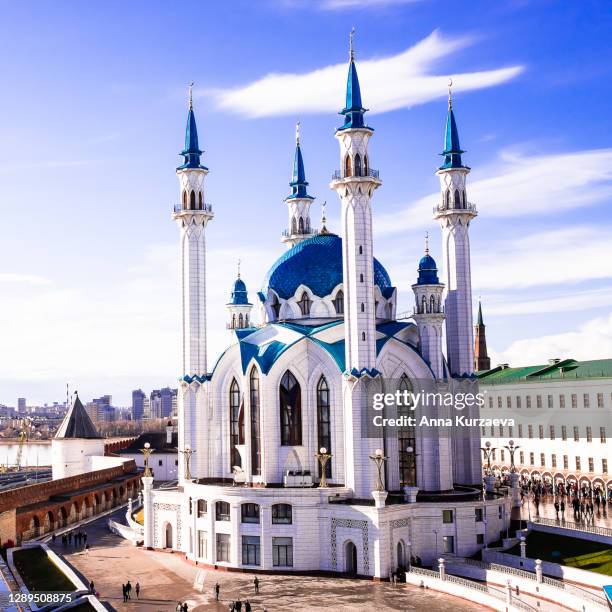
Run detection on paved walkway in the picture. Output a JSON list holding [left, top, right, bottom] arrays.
[[514, 495, 612, 528], [48, 510, 487, 611]]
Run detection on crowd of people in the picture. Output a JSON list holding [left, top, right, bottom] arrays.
[[51, 529, 89, 552]]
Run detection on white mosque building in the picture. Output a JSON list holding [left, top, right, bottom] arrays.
[[143, 40, 510, 578]]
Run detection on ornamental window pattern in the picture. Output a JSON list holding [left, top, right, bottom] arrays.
[[280, 371, 302, 445], [229, 379, 243, 470], [250, 367, 261, 476], [397, 374, 416, 487], [317, 376, 332, 478]]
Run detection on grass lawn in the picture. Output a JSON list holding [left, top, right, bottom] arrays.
[[12, 547, 76, 592], [134, 507, 144, 525], [507, 531, 612, 576]]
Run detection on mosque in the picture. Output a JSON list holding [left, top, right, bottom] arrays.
[[142, 38, 509, 578]]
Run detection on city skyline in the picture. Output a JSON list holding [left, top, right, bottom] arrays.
[[1, 1, 612, 404]]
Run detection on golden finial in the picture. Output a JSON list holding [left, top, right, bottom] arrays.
[[321, 201, 328, 233], [424, 231, 430, 255], [296, 120, 301, 145], [188, 81, 194, 110], [349, 27, 355, 61], [237, 258, 241, 279], [447, 77, 453, 110]]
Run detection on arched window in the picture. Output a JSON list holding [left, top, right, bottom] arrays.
[[359, 245, 363, 255], [271, 294, 281, 318], [363, 154, 369, 175], [445, 190, 450, 207], [421, 295, 427, 314], [238, 313, 244, 328], [197, 499, 207, 517], [398, 374, 417, 487], [360, 273, 364, 282], [198, 191, 203, 208], [362, 332, 366, 341], [272, 503, 292, 524], [317, 376, 332, 478], [333, 290, 344, 315], [454, 189, 461, 208], [387, 302, 393, 319], [280, 371, 301, 445], [361, 303, 365, 312], [250, 367, 261, 476], [245, 313, 249, 327], [298, 291, 312, 316], [182, 190, 187, 206], [229, 379, 242, 469], [430, 295, 436, 313], [354, 153, 362, 177], [291, 217, 297, 235], [231, 314, 236, 329], [190, 190, 196, 210], [298, 217, 305, 234], [344, 154, 352, 177]]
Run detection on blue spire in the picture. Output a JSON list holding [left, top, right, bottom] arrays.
[[417, 234, 440, 285], [287, 122, 313, 200], [338, 29, 368, 131], [439, 81, 467, 170], [177, 83, 208, 171], [228, 262, 251, 305]]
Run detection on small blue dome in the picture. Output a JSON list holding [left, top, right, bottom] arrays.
[[417, 254, 440, 285], [262, 233, 392, 299], [229, 277, 251, 305]]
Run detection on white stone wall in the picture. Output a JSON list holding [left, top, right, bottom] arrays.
[[51, 438, 105, 479]]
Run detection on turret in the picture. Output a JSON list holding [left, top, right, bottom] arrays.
[[474, 301, 491, 371], [227, 262, 253, 330], [282, 122, 316, 247]]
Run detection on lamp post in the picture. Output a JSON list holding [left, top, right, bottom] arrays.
[[433, 529, 439, 556], [315, 447, 332, 488], [140, 442, 154, 477], [504, 439, 520, 473], [369, 448, 387, 492], [179, 445, 196, 481], [481, 441, 496, 475]]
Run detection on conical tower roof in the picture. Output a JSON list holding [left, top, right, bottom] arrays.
[[55, 394, 101, 439]]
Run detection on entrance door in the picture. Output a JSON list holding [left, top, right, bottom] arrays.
[[165, 523, 173, 549], [345, 541, 357, 575], [397, 541, 406, 568]]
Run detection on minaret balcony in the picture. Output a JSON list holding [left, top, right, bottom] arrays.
[[281, 227, 318, 238], [173, 203, 213, 215], [331, 168, 380, 182], [433, 201, 477, 216]]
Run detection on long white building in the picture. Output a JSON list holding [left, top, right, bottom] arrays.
[[143, 39, 509, 578]]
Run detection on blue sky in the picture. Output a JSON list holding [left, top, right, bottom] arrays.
[[1, 0, 612, 406]]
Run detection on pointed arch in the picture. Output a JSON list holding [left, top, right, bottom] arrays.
[[354, 153, 362, 177], [398, 374, 417, 487], [229, 378, 242, 470], [190, 190, 196, 210], [198, 191, 203, 209], [250, 366, 261, 475], [430, 294, 436, 313], [363, 154, 369, 175], [344, 154, 352, 177], [445, 189, 450, 207], [238, 313, 244, 328], [270, 293, 281, 319], [280, 370, 301, 445], [291, 216, 297, 235], [454, 189, 461, 208], [231, 314, 236, 329], [317, 375, 332, 478], [298, 216, 305, 234], [421, 295, 427, 314], [182, 190, 187, 207], [333, 290, 344, 315], [298, 291, 312, 316]]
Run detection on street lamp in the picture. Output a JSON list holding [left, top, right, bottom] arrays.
[[504, 439, 520, 473], [369, 448, 387, 492], [315, 447, 332, 488], [481, 441, 496, 475], [432, 529, 439, 555], [483, 518, 488, 549], [179, 444, 196, 481], [140, 442, 154, 477]]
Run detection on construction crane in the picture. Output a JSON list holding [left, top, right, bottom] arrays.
[[14, 417, 32, 471]]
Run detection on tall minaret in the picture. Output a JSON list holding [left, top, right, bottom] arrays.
[[172, 83, 213, 482], [434, 81, 477, 377], [227, 261, 253, 331], [331, 31, 383, 500], [474, 301, 491, 371], [412, 235, 445, 379], [282, 122, 315, 248], [330, 29, 381, 372]]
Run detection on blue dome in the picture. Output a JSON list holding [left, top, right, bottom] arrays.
[[262, 233, 392, 300], [417, 253, 440, 285], [228, 277, 251, 305]]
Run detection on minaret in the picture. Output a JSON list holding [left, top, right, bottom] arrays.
[[227, 261, 253, 330], [331, 31, 383, 500], [282, 122, 315, 247], [172, 83, 213, 482], [330, 29, 381, 372], [412, 235, 445, 378], [474, 301, 491, 371], [433, 81, 477, 377]]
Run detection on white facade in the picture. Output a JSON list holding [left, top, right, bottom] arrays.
[[51, 438, 106, 480], [147, 47, 502, 579]]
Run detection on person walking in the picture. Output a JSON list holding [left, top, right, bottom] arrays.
[[235, 601, 242, 612], [214, 582, 220, 601], [182, 603, 188, 612], [51, 533, 56, 544], [176, 602, 182, 612], [122, 584, 127, 603], [553, 499, 559, 519], [126, 580, 132, 599], [83, 532, 88, 545], [560, 498, 565, 518], [245, 601, 251, 612], [135, 582, 140, 599], [253, 576, 260, 594], [89, 580, 95, 594]]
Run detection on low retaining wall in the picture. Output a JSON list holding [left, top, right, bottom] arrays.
[[528, 519, 612, 546]]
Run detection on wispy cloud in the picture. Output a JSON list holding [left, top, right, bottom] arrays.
[[207, 31, 523, 118], [0, 273, 51, 286], [491, 312, 612, 367], [319, 0, 421, 9], [375, 148, 612, 235]]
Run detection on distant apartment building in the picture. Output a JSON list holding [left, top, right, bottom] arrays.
[[131, 389, 146, 421], [17, 398, 26, 413], [478, 358, 612, 494], [85, 395, 115, 423], [149, 388, 177, 419]]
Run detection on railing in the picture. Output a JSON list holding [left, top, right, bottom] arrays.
[[173, 203, 213, 214], [331, 168, 380, 181], [433, 201, 477, 215], [407, 566, 438, 578], [530, 516, 612, 537], [281, 228, 318, 237]]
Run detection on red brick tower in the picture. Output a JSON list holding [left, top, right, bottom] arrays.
[[474, 300, 491, 371]]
